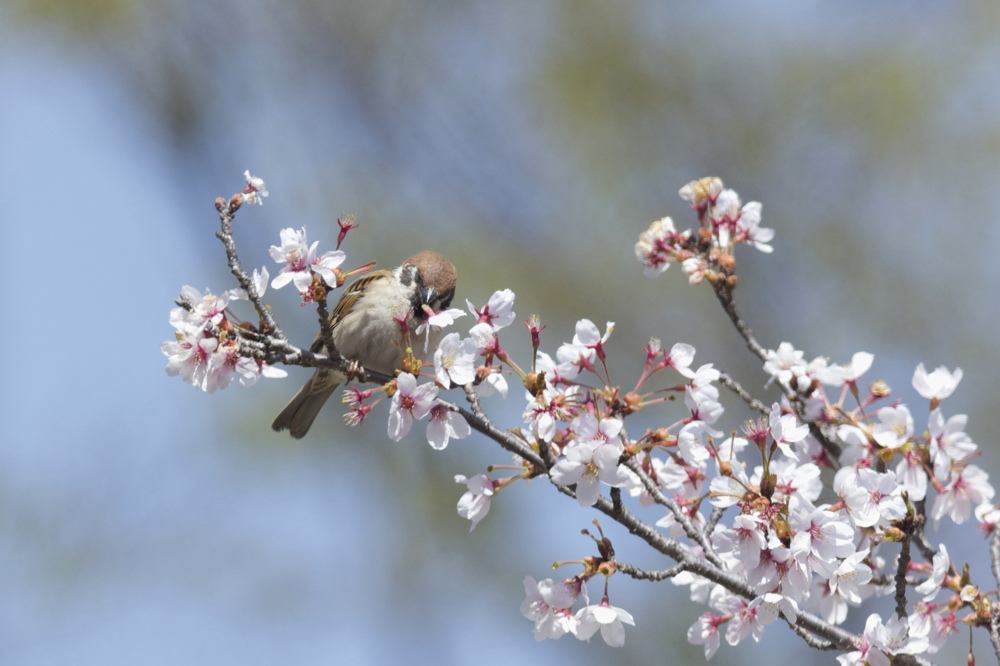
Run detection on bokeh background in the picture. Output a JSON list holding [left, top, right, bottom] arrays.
[[2, 1, 1000, 664]]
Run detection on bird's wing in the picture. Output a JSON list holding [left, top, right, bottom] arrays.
[[309, 269, 392, 353]]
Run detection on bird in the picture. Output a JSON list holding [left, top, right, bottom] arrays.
[[271, 250, 458, 438]]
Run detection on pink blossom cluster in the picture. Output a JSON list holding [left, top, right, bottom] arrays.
[[160, 281, 286, 393], [375, 180, 997, 658], [493, 182, 993, 657], [672, 348, 984, 661], [269, 226, 346, 301], [635, 176, 773, 282]]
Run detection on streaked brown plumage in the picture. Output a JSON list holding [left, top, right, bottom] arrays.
[[271, 251, 457, 438]]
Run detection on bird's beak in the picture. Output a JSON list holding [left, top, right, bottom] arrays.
[[421, 286, 437, 307]]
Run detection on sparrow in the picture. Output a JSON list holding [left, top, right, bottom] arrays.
[[271, 250, 458, 438]]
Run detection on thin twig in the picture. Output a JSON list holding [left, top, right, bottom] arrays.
[[710, 281, 842, 458], [613, 560, 687, 581], [705, 506, 726, 536], [453, 385, 544, 468], [215, 199, 285, 340], [711, 282, 767, 362], [621, 457, 724, 569], [718, 371, 769, 414], [314, 285, 340, 360]]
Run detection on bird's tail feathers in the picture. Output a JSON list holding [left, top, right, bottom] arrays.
[[271, 375, 339, 439]]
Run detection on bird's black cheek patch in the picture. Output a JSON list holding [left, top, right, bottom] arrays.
[[437, 289, 455, 310]]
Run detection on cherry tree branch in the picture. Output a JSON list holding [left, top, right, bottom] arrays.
[[710, 280, 842, 459], [442, 385, 908, 660], [894, 524, 915, 618], [184, 179, 952, 666], [620, 457, 724, 569], [710, 282, 767, 363]]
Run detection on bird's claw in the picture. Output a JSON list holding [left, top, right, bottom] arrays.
[[346, 360, 365, 382]]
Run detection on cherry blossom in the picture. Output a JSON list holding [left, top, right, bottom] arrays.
[[166, 174, 1000, 663], [687, 613, 724, 659], [269, 227, 346, 294], [555, 319, 615, 378], [426, 403, 471, 450], [836, 613, 889, 666], [161, 327, 216, 389], [734, 200, 774, 253], [549, 440, 628, 507], [241, 170, 268, 205], [763, 342, 806, 388], [455, 474, 494, 531], [914, 544, 950, 601], [664, 342, 697, 378], [788, 501, 855, 573], [928, 409, 977, 481], [433, 332, 477, 387], [931, 464, 994, 525], [814, 351, 874, 387], [912, 363, 963, 401], [768, 403, 809, 458], [467, 289, 516, 331], [575, 601, 635, 647], [871, 405, 914, 450], [415, 307, 466, 351], [520, 576, 582, 640], [843, 468, 906, 528], [635, 216, 686, 277], [715, 593, 780, 645], [387, 373, 437, 440], [679, 177, 723, 213]]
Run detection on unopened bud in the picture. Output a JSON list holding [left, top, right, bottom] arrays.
[[622, 392, 643, 414], [525, 314, 545, 349], [523, 371, 547, 396], [402, 356, 423, 375], [229, 193, 243, 211], [726, 275, 738, 289], [881, 527, 905, 542], [759, 472, 776, 499], [869, 379, 891, 399], [650, 427, 671, 443]]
